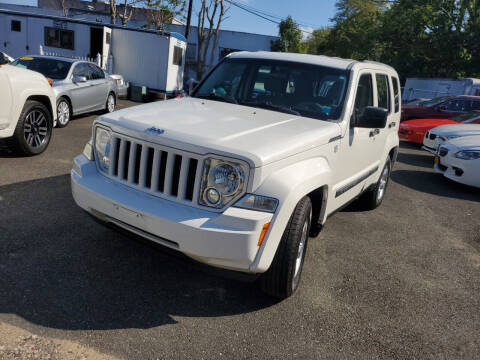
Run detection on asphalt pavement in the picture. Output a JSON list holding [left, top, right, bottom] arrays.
[[0, 100, 479, 359]]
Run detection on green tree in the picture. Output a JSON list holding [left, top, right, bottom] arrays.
[[271, 16, 303, 53], [303, 28, 331, 55]]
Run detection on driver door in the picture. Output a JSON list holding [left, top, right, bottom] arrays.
[[70, 63, 94, 114], [331, 71, 381, 210]]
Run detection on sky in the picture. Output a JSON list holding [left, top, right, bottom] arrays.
[[0, 0, 338, 36]]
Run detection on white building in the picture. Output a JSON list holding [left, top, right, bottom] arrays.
[[0, 2, 277, 89]]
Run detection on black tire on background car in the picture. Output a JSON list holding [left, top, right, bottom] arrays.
[[358, 157, 392, 210], [260, 196, 312, 299], [56, 97, 71, 128], [9, 100, 53, 156], [105, 92, 115, 113]]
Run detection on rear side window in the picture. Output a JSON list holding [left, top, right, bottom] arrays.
[[392, 77, 400, 113], [354, 74, 374, 120], [376, 74, 391, 112], [89, 63, 105, 79]]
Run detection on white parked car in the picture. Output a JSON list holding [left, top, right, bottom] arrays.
[[423, 121, 480, 154], [0, 63, 56, 155], [434, 135, 480, 188], [71, 52, 401, 298]]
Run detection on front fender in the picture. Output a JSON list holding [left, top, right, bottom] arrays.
[[249, 157, 332, 272]]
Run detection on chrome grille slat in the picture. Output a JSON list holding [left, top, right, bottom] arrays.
[[105, 134, 203, 206]]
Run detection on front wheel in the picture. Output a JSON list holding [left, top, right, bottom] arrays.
[[260, 197, 312, 299], [56, 97, 71, 128], [105, 93, 115, 113], [9, 100, 53, 156]]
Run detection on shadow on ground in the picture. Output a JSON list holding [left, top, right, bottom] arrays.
[[391, 169, 480, 202], [396, 151, 434, 169], [0, 175, 277, 331]]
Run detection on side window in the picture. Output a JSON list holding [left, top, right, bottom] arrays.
[[172, 46, 183, 66], [89, 64, 105, 79], [11, 20, 21, 32], [73, 63, 91, 80], [392, 77, 400, 113], [354, 74, 374, 121], [446, 99, 468, 112], [470, 101, 480, 111], [375, 74, 391, 112]]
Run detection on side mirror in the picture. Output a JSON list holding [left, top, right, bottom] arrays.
[[438, 105, 447, 111], [73, 75, 87, 83], [355, 106, 388, 129], [188, 79, 200, 95]]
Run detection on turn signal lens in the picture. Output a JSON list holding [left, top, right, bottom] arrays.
[[47, 78, 53, 86], [257, 223, 270, 247]]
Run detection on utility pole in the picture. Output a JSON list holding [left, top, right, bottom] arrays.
[[185, 0, 193, 40]]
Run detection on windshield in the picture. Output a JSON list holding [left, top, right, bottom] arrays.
[[193, 59, 350, 121], [419, 96, 451, 107], [453, 112, 480, 123], [12, 57, 72, 80]]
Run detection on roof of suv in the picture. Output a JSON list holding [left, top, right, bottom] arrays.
[[228, 51, 397, 73]]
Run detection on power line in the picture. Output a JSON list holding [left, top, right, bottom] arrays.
[[224, 0, 315, 35]]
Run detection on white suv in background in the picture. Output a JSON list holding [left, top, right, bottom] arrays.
[[0, 63, 56, 156], [72, 52, 401, 298]]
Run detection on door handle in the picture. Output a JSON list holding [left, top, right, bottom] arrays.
[[388, 121, 396, 128], [369, 128, 380, 137]]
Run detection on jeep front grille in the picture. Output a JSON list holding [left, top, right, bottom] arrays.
[[105, 134, 203, 204]]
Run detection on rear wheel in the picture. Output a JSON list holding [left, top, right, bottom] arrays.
[[260, 197, 312, 299], [56, 97, 71, 128], [9, 100, 52, 156], [358, 157, 392, 210]]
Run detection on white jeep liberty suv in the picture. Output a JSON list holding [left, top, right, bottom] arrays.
[[71, 52, 400, 299]]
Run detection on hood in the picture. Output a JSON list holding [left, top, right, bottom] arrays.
[[430, 124, 480, 135], [96, 97, 341, 167], [445, 135, 480, 150], [3, 64, 47, 83], [400, 118, 457, 128]]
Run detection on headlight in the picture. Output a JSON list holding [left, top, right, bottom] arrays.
[[455, 150, 480, 160], [199, 158, 248, 208], [234, 194, 278, 213], [94, 126, 112, 172]]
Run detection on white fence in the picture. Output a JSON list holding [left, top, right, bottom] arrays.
[[38, 45, 113, 73]]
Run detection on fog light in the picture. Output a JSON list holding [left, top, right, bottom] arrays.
[[206, 188, 221, 205]]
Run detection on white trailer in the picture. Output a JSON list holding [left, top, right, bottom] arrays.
[[403, 77, 480, 102]]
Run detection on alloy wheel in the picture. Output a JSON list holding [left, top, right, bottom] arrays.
[[107, 95, 115, 112], [57, 101, 70, 126], [23, 110, 48, 148]]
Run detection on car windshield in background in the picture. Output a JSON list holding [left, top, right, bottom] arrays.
[[419, 96, 451, 107], [194, 59, 350, 121], [453, 112, 480, 123], [11, 57, 72, 80]]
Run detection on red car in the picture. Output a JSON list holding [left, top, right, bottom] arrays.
[[399, 111, 480, 144], [401, 95, 480, 121]]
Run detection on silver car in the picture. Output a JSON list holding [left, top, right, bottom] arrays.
[[11, 55, 117, 128]]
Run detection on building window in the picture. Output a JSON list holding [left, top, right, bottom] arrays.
[[173, 46, 183, 66], [45, 27, 74, 50], [11, 20, 21, 32]]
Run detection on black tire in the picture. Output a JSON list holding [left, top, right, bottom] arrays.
[[260, 196, 312, 299], [56, 97, 71, 128], [105, 92, 115, 113], [358, 157, 392, 210], [9, 100, 53, 156]]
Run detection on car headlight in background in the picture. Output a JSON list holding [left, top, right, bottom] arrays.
[[199, 158, 248, 208], [455, 150, 480, 160], [94, 126, 112, 172], [234, 194, 278, 213]]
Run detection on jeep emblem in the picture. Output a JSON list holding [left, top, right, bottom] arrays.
[[145, 127, 165, 135]]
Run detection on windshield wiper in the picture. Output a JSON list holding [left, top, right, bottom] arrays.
[[196, 93, 238, 104], [239, 101, 300, 116]]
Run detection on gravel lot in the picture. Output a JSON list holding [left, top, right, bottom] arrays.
[[0, 100, 479, 359]]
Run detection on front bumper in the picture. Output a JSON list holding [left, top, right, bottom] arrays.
[[434, 154, 480, 188], [71, 155, 273, 273]]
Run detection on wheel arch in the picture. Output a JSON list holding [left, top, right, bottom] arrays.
[[248, 157, 333, 273], [26, 95, 53, 123]]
